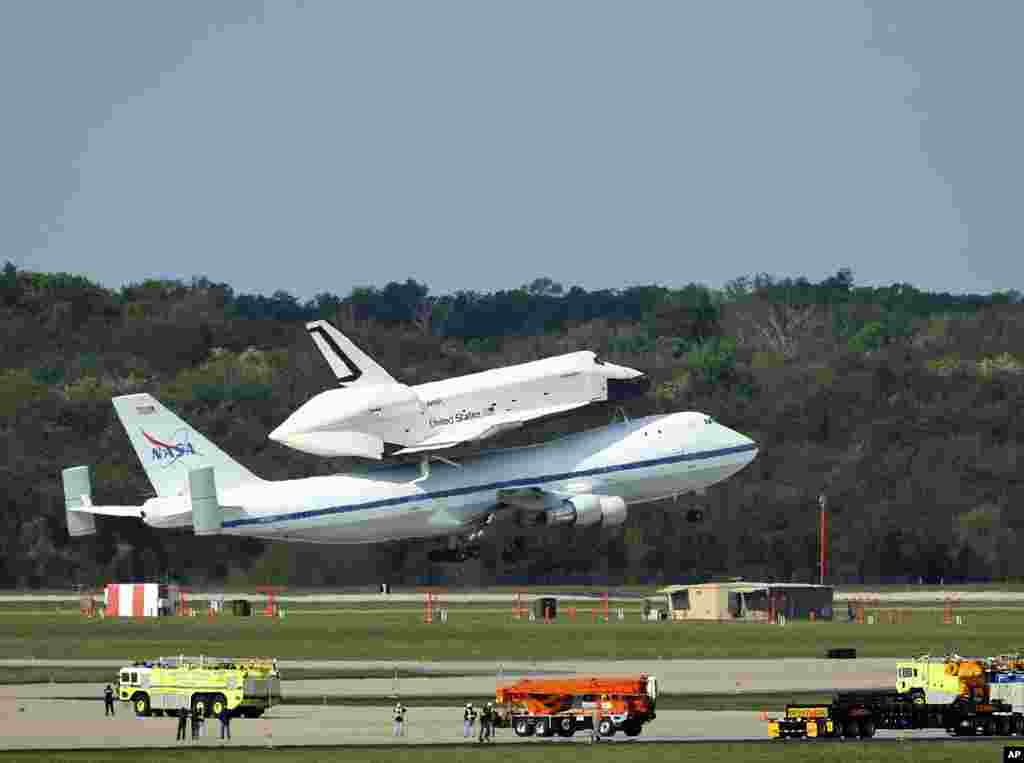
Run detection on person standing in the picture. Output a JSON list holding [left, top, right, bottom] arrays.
[[219, 706, 231, 741], [103, 684, 115, 717], [176, 709, 189, 742], [392, 702, 406, 738], [478, 702, 493, 743], [191, 706, 201, 741], [463, 702, 476, 738]]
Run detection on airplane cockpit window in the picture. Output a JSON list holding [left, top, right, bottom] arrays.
[[705, 417, 713, 424]]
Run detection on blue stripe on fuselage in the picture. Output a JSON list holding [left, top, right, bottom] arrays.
[[222, 443, 757, 529]]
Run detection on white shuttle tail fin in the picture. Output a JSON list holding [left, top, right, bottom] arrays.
[[112, 393, 262, 498], [306, 320, 396, 387]]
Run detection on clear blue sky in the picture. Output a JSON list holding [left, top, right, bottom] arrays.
[[3, 1, 1020, 299]]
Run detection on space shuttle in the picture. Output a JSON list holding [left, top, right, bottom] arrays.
[[268, 321, 651, 459]]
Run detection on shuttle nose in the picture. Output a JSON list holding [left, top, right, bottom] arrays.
[[268, 420, 292, 444]]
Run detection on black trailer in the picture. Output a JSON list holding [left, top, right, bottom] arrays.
[[769, 689, 1023, 739]]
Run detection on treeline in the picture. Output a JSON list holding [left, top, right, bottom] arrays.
[[2, 261, 1024, 589], [5, 263, 1018, 341]]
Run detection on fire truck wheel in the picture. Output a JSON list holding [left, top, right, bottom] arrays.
[[996, 718, 1010, 736], [132, 693, 151, 717], [513, 719, 533, 737], [192, 695, 208, 717], [536, 720, 554, 737], [859, 720, 875, 738], [557, 717, 575, 736], [153, 710, 165, 718], [597, 719, 615, 737], [843, 720, 860, 738], [623, 722, 642, 737], [211, 695, 228, 716], [981, 718, 995, 736]]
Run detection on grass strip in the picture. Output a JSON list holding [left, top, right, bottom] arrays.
[[2, 608, 1024, 660]]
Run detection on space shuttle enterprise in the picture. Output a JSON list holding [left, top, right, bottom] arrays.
[[269, 321, 651, 460]]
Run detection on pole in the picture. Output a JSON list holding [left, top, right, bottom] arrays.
[[818, 494, 827, 585]]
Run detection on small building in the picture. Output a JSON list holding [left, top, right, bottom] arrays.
[[654, 581, 834, 622], [104, 583, 181, 617]]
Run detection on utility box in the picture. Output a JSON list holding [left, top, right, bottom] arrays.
[[533, 597, 558, 620]]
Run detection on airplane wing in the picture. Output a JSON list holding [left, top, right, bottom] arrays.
[[392, 402, 589, 456]]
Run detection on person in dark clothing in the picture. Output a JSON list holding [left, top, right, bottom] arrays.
[[177, 709, 189, 742], [103, 685, 115, 716], [191, 707, 202, 740], [478, 703, 493, 743], [219, 707, 231, 740]]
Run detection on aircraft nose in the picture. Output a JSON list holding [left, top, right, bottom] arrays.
[[735, 432, 758, 461]]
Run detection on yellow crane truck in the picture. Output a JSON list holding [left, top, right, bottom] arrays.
[[118, 655, 282, 718], [770, 654, 1024, 739]]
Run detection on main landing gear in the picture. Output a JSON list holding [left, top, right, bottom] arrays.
[[428, 519, 491, 563]]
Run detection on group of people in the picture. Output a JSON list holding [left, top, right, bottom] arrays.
[[101, 684, 232, 742], [463, 701, 496, 742], [174, 706, 232, 742], [390, 700, 497, 742]]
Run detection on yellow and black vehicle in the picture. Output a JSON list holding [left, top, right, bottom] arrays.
[[118, 655, 282, 718]]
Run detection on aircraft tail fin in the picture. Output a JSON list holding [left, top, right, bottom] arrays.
[[112, 393, 262, 498], [306, 320, 396, 387]]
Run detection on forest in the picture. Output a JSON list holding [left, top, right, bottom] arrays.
[[2, 261, 1022, 589]]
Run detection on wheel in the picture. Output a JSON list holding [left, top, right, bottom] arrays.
[[623, 722, 642, 737], [211, 694, 228, 717], [537, 719, 554, 737], [981, 718, 995, 736], [598, 719, 615, 737], [191, 695, 208, 718], [153, 709, 165, 717], [132, 693, 151, 717], [860, 720, 875, 738], [557, 717, 575, 737], [513, 718, 533, 737], [843, 720, 860, 738]]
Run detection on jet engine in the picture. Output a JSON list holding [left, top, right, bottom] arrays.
[[544, 495, 627, 529]]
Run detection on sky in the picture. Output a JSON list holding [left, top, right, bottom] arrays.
[[3, 1, 1021, 300]]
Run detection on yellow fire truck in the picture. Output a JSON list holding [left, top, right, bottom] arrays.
[[118, 655, 282, 718]]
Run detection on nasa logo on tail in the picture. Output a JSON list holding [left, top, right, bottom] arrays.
[[142, 429, 200, 467]]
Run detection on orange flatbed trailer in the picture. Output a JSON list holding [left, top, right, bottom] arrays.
[[495, 674, 658, 738]]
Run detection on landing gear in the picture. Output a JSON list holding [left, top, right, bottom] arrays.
[[428, 520, 491, 563], [502, 537, 528, 564], [428, 545, 480, 563]]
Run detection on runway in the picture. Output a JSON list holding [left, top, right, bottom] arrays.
[[4, 589, 1024, 605], [0, 698, 972, 750], [0, 657, 895, 697]]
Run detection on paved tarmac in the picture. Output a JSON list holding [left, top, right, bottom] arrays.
[[0, 697, 962, 749], [0, 657, 895, 697]]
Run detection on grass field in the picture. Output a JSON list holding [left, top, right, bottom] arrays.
[[0, 742, 1008, 763], [2, 607, 1022, 661]]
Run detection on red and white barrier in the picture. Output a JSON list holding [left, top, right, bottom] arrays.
[[104, 583, 160, 617]]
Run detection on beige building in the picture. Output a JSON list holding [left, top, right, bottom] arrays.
[[650, 581, 834, 622]]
